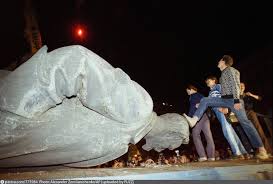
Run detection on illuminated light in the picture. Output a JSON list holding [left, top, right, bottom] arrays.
[[72, 24, 89, 42], [77, 29, 83, 36]]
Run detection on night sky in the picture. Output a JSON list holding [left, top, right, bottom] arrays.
[[0, 0, 272, 113]]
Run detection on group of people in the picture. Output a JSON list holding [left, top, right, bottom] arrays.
[[183, 55, 271, 162], [97, 151, 191, 169], [91, 54, 271, 169], [95, 54, 271, 169], [99, 143, 254, 169]]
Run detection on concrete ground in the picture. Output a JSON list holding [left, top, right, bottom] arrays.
[[0, 158, 272, 180]]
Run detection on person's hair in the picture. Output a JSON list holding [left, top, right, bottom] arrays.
[[186, 84, 198, 91], [205, 75, 218, 83], [222, 55, 234, 66]]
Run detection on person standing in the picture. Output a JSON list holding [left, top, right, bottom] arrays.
[[205, 76, 248, 159], [240, 82, 272, 154], [186, 84, 215, 162]]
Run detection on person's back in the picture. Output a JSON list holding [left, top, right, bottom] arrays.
[[185, 84, 204, 117], [189, 92, 204, 116]]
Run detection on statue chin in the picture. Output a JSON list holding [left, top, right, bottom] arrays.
[[0, 45, 189, 168]]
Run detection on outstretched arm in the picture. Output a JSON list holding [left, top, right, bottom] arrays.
[[245, 92, 262, 101]]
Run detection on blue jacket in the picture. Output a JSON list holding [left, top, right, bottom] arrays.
[[188, 92, 204, 117], [209, 84, 222, 98]]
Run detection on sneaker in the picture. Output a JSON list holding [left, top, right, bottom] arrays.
[[208, 158, 215, 161], [198, 157, 207, 162], [255, 152, 269, 160], [183, 113, 198, 128], [243, 153, 251, 160]]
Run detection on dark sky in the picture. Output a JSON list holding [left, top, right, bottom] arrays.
[[0, 0, 272, 113]]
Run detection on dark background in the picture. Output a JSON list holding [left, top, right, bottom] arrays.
[[0, 0, 272, 114]]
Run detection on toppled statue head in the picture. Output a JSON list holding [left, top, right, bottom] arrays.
[[0, 45, 189, 167]]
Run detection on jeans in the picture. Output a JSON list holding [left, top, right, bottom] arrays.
[[194, 97, 263, 149], [212, 107, 247, 155], [192, 114, 215, 159]]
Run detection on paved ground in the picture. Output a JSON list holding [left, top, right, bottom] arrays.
[[0, 158, 272, 180]]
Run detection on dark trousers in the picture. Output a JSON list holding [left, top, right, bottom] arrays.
[[232, 123, 254, 154], [247, 110, 273, 154], [192, 114, 215, 158]]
